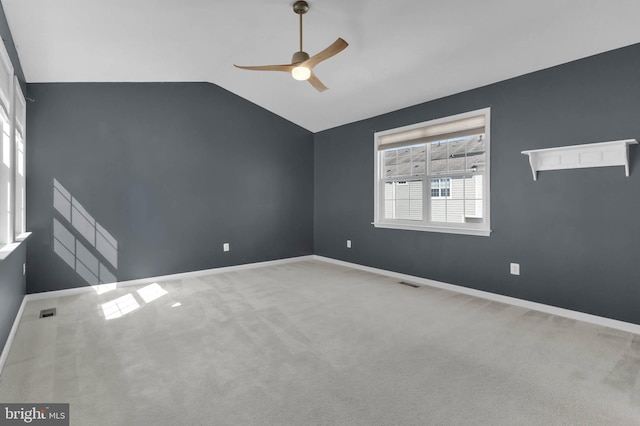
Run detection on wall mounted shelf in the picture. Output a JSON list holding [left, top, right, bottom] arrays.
[[521, 139, 637, 181]]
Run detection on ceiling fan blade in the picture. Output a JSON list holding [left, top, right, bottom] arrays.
[[234, 64, 294, 72], [308, 72, 328, 92], [303, 38, 348, 69]]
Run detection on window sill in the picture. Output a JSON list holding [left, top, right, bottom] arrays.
[[372, 222, 491, 237], [0, 232, 31, 261]]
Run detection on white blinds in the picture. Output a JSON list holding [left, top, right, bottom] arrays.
[[377, 115, 486, 151]]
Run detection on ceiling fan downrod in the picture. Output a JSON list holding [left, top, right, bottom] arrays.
[[292, 1, 309, 63]]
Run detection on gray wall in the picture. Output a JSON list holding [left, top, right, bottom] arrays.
[[314, 43, 640, 325], [0, 2, 26, 355], [26, 82, 314, 294], [0, 243, 26, 354]]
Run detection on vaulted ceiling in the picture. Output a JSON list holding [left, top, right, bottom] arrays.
[[3, 0, 640, 132]]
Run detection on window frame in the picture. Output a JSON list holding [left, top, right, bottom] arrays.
[[373, 107, 491, 237], [0, 35, 29, 259], [0, 39, 14, 246]]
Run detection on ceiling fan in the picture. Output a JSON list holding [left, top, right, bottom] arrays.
[[234, 1, 348, 92]]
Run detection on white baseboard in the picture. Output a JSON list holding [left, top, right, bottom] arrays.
[[313, 255, 640, 336], [0, 295, 27, 378], [25, 255, 315, 302]]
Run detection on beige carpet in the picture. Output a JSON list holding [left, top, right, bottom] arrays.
[[1, 259, 640, 425]]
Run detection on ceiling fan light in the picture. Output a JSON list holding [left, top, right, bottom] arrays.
[[292, 66, 311, 81]]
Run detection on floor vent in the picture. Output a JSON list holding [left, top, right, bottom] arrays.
[[39, 308, 57, 319], [397, 281, 420, 288]]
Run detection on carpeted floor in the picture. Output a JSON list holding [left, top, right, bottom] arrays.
[[1, 259, 640, 425]]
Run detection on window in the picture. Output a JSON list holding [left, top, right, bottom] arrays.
[[0, 36, 27, 253], [14, 77, 26, 237], [0, 40, 14, 245], [373, 108, 490, 236]]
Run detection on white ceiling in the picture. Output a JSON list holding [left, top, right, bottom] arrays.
[[2, 0, 640, 132]]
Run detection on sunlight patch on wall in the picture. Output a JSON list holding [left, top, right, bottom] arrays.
[[54, 178, 118, 267], [53, 218, 116, 286], [52, 178, 119, 289]]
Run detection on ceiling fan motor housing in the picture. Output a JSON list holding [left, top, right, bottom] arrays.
[[291, 51, 310, 64]]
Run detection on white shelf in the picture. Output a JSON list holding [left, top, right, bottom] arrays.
[[521, 139, 638, 181]]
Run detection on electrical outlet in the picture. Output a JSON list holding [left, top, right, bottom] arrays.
[[510, 263, 520, 276], [346, 239, 352, 248], [223, 243, 230, 252]]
